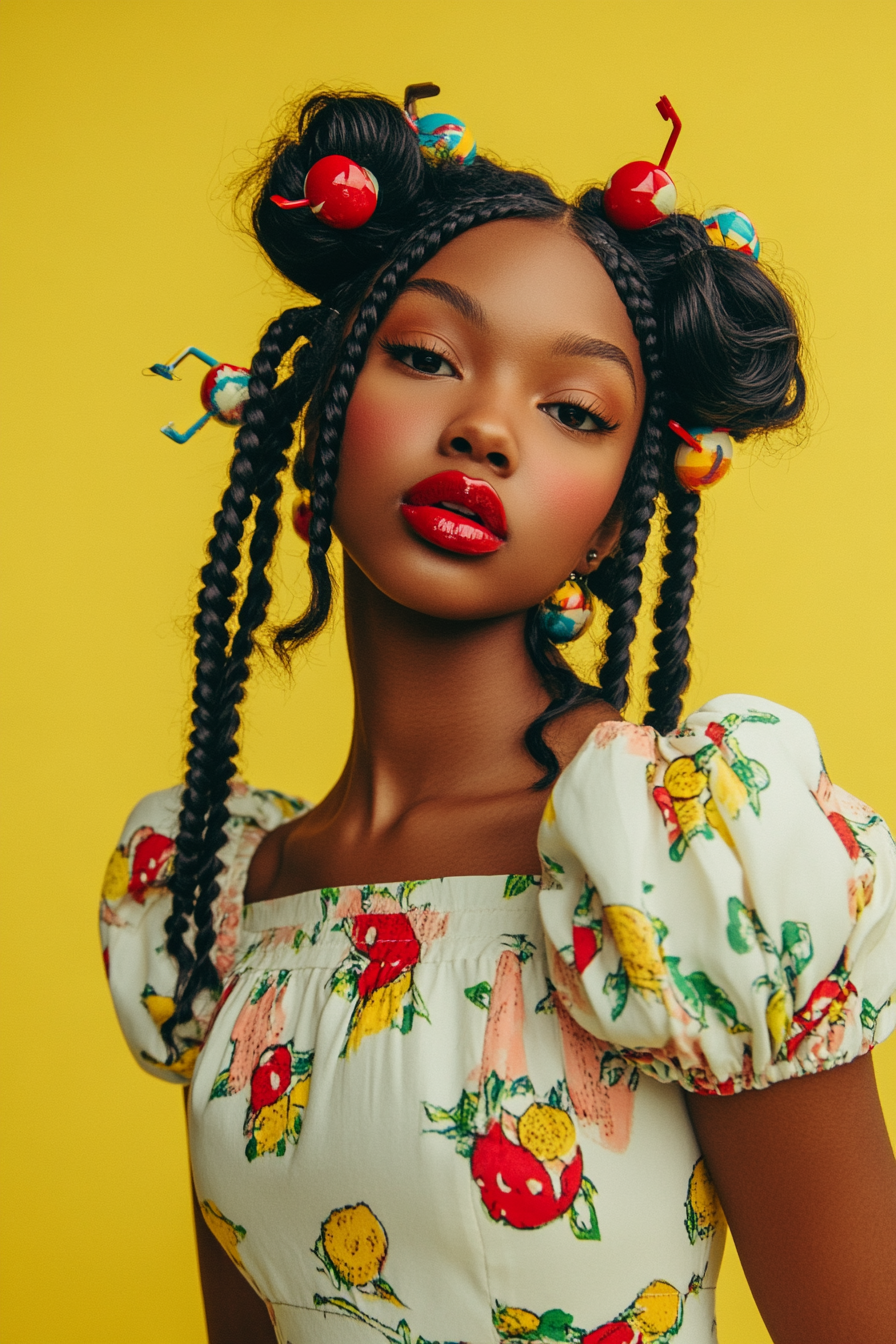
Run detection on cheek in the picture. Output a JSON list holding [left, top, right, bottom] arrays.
[[340, 375, 443, 493], [526, 451, 626, 541]]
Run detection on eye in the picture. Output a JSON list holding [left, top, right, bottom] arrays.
[[540, 400, 619, 435], [380, 340, 457, 377]]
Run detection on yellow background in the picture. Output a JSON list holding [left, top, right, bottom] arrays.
[[1, 2, 894, 1340]]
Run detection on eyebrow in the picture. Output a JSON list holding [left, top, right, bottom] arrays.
[[401, 278, 487, 329], [550, 332, 637, 393]]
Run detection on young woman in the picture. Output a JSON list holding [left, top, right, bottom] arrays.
[[101, 90, 896, 1344]]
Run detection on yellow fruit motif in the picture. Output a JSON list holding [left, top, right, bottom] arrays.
[[322, 1203, 388, 1288], [102, 849, 129, 902], [542, 793, 557, 827], [148, 1044, 200, 1080], [141, 991, 175, 1028], [517, 1103, 576, 1161], [686, 1157, 724, 1242], [765, 987, 791, 1055], [496, 1306, 541, 1336], [201, 1200, 246, 1269], [663, 758, 707, 799], [628, 1279, 683, 1341], [711, 757, 749, 816], [344, 969, 412, 1056], [705, 795, 735, 850], [604, 905, 666, 999], [253, 1093, 290, 1155], [671, 795, 706, 835]]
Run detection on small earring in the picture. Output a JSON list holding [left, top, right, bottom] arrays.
[[292, 490, 312, 542], [586, 549, 599, 563], [537, 574, 596, 645]]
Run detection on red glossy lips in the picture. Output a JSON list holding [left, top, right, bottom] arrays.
[[400, 470, 507, 555]]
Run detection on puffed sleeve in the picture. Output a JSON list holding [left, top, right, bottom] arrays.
[[99, 781, 306, 1084], [538, 694, 896, 1093]]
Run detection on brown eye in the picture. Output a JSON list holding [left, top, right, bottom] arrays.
[[541, 401, 617, 434], [381, 341, 457, 377]]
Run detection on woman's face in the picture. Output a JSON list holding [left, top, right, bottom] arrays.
[[332, 217, 646, 621]]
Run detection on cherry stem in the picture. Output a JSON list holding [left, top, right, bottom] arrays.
[[656, 95, 682, 170], [270, 195, 311, 211], [668, 419, 701, 450]]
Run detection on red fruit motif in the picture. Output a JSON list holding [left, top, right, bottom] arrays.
[[351, 914, 420, 998], [573, 924, 600, 973], [826, 811, 861, 860], [583, 1324, 635, 1344], [704, 721, 725, 747], [471, 1121, 583, 1229], [786, 975, 854, 1060], [128, 830, 175, 901], [250, 1044, 292, 1112]]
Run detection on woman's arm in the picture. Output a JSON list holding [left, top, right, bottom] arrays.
[[184, 1094, 277, 1344], [685, 1052, 896, 1344]]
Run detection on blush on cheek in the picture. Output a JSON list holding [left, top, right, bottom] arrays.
[[532, 462, 622, 543], [340, 378, 443, 487]]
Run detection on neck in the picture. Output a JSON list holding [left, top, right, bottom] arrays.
[[334, 556, 549, 827]]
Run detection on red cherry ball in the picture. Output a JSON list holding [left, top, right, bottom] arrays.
[[603, 160, 677, 231], [304, 154, 379, 230]]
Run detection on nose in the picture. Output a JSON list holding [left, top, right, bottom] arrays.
[[437, 401, 519, 476]]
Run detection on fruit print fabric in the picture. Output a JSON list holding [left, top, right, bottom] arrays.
[[100, 693, 896, 1342], [539, 694, 896, 1094]]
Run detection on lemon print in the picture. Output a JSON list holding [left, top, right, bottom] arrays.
[[156, 1044, 200, 1080], [496, 1306, 541, 1336], [664, 758, 706, 799], [686, 1157, 724, 1242], [344, 969, 412, 1055], [542, 793, 557, 827], [253, 1094, 290, 1155], [518, 1103, 576, 1161], [604, 905, 665, 998], [672, 796, 706, 834], [705, 795, 735, 850], [141, 991, 175, 1028], [102, 849, 129, 902], [201, 1200, 246, 1269], [289, 1074, 311, 1117], [629, 1279, 683, 1340], [765, 987, 791, 1055], [711, 757, 748, 816], [322, 1203, 388, 1287]]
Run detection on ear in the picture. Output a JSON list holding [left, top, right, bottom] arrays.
[[574, 497, 624, 577]]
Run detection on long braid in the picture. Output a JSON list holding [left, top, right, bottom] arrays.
[[645, 482, 701, 733], [162, 305, 320, 1052]]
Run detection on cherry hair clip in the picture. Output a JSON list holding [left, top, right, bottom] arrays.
[[271, 155, 379, 230], [404, 82, 477, 165], [668, 420, 734, 492], [145, 346, 250, 443], [603, 96, 682, 231]]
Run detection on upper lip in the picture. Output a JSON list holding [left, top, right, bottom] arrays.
[[402, 471, 507, 538]]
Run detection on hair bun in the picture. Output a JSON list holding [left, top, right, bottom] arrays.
[[250, 93, 426, 295]]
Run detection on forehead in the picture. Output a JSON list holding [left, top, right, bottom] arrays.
[[403, 217, 641, 365]]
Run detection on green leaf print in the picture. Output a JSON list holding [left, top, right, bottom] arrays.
[[666, 958, 749, 1034], [535, 1309, 576, 1340], [209, 1069, 230, 1100], [541, 852, 565, 875], [861, 998, 881, 1032], [567, 1175, 601, 1240], [535, 978, 557, 1014], [504, 873, 538, 900], [292, 928, 306, 952], [464, 981, 492, 1010], [502, 934, 536, 964], [726, 897, 756, 954], [780, 920, 813, 978], [603, 960, 630, 1020]]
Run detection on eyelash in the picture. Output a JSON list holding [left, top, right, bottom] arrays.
[[379, 339, 620, 436]]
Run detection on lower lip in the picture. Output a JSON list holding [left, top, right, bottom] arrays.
[[400, 504, 505, 555]]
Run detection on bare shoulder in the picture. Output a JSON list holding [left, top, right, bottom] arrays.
[[244, 821, 290, 904], [546, 697, 623, 773]]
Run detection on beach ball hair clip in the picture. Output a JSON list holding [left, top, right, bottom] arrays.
[[270, 156, 379, 229], [603, 95, 682, 230], [145, 346, 250, 443], [668, 421, 734, 492], [702, 207, 761, 260], [404, 82, 477, 165]]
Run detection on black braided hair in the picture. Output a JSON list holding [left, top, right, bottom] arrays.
[[163, 90, 807, 1040], [162, 304, 327, 1053]]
